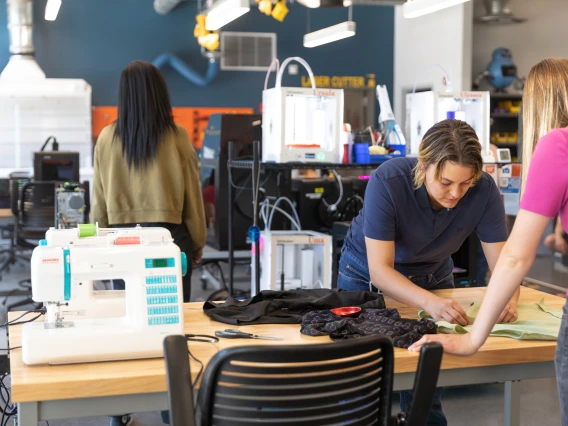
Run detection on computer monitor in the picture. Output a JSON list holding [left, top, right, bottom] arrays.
[[33, 151, 80, 182]]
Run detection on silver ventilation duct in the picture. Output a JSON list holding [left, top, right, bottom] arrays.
[[1, 0, 45, 80], [478, 0, 526, 24]]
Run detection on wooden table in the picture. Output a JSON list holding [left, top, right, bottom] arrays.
[[8, 286, 563, 426]]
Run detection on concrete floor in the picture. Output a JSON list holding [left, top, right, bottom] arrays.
[[0, 244, 564, 426]]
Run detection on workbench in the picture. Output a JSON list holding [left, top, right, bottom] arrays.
[[8, 286, 563, 426]]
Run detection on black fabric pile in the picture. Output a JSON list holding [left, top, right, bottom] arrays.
[[203, 289, 385, 325], [301, 308, 438, 348]]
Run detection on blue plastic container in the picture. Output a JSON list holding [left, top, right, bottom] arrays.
[[353, 143, 370, 164], [389, 144, 406, 157]]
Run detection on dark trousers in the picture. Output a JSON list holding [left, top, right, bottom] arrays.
[[110, 222, 193, 302], [337, 243, 452, 426]]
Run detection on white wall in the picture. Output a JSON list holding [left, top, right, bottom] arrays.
[[472, 0, 568, 83], [393, 2, 473, 129]]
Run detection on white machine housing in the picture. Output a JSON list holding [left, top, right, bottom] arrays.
[[22, 229, 185, 365], [0, 79, 92, 170], [262, 86, 344, 163], [41, 226, 175, 320], [254, 231, 332, 296], [406, 91, 493, 162]]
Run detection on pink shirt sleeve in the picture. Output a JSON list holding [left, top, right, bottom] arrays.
[[520, 129, 568, 219]]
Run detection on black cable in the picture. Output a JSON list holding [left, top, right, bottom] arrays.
[[4, 313, 45, 327], [40, 136, 56, 152], [0, 347, 21, 353], [4, 308, 45, 326], [187, 349, 204, 389]]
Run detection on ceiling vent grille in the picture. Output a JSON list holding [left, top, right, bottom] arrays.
[[221, 32, 277, 72]]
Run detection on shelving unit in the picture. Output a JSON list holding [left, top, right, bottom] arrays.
[[489, 93, 522, 161], [227, 141, 382, 296]]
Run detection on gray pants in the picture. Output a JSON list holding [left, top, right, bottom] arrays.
[[555, 299, 568, 426]]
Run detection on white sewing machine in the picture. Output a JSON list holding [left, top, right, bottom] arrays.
[[22, 226, 186, 365], [41, 224, 174, 320]]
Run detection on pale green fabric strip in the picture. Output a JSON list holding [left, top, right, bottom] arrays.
[[418, 299, 562, 341]]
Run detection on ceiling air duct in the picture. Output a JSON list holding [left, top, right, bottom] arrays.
[[478, 0, 526, 24], [1, 0, 45, 80]]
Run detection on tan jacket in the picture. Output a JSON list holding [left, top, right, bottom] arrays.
[[92, 123, 206, 258]]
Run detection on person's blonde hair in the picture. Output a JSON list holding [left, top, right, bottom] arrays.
[[413, 119, 483, 188], [522, 58, 568, 191]]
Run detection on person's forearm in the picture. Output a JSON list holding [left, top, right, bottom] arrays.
[[469, 254, 531, 349], [510, 286, 521, 304], [370, 266, 435, 309], [555, 218, 564, 236]]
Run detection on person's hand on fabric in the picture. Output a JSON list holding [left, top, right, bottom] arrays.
[[496, 301, 518, 323], [424, 296, 471, 326], [408, 333, 478, 355], [192, 257, 202, 266]]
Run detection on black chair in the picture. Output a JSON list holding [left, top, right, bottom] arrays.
[[163, 334, 443, 426], [6, 181, 55, 311], [0, 177, 33, 280]]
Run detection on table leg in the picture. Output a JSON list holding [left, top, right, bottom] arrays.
[[504, 380, 521, 426], [17, 402, 38, 426]]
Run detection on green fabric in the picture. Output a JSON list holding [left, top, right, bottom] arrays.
[[418, 298, 562, 341]]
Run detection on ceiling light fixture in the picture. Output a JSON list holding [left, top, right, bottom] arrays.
[[45, 0, 62, 21], [297, 0, 321, 8], [205, 0, 250, 31], [402, 0, 470, 19], [303, 20, 356, 48]]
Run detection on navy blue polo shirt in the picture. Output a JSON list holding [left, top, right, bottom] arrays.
[[345, 157, 508, 276]]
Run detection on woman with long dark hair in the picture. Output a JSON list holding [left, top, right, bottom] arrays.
[[92, 60, 206, 304]]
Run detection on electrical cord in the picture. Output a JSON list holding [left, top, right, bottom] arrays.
[[186, 338, 220, 388], [187, 349, 204, 389], [321, 170, 343, 213], [267, 197, 301, 231], [260, 200, 301, 231], [0, 373, 17, 426], [2, 308, 46, 328]]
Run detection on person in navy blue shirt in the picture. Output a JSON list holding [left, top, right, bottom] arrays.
[[338, 119, 519, 426]]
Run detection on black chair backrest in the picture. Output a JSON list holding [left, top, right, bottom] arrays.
[[0, 179, 9, 209], [19, 181, 55, 231], [164, 335, 443, 426], [199, 335, 393, 426], [10, 178, 29, 217], [164, 335, 197, 426]]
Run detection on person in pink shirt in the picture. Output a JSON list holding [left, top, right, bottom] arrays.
[[409, 57, 568, 425]]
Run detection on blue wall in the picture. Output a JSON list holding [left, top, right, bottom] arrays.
[[0, 0, 393, 109]]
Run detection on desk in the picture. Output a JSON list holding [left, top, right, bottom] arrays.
[[8, 287, 563, 426]]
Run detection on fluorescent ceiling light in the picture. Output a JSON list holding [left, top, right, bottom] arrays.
[[297, 0, 321, 7], [403, 0, 470, 18], [45, 0, 62, 21], [303, 21, 356, 48], [205, 0, 250, 31]]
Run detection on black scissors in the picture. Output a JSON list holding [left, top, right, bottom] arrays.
[[215, 329, 283, 340]]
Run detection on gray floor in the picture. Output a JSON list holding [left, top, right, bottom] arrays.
[[0, 246, 564, 425]]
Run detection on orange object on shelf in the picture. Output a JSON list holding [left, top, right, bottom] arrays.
[[92, 106, 254, 150]]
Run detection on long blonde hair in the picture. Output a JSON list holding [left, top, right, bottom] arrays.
[[522, 58, 568, 190], [413, 119, 483, 188]]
